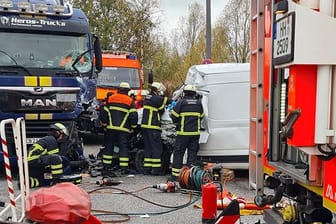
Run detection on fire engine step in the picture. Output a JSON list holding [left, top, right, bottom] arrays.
[[263, 208, 284, 224]]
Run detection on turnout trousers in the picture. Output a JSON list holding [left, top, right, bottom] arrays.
[[29, 154, 63, 188], [142, 128, 163, 172], [102, 130, 130, 170], [171, 135, 200, 179]]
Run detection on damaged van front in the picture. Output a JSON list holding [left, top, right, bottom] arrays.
[[173, 63, 250, 169]]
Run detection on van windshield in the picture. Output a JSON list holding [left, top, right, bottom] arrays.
[[185, 71, 203, 85], [97, 67, 141, 89]]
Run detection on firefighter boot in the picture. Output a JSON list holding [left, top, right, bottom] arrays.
[[143, 168, 152, 175], [120, 168, 130, 176], [102, 166, 117, 177], [167, 175, 178, 182], [151, 168, 165, 176]]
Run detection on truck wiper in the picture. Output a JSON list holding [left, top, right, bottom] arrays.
[[97, 84, 114, 88], [71, 49, 91, 74], [55, 70, 77, 76], [0, 65, 32, 76], [0, 50, 32, 76]]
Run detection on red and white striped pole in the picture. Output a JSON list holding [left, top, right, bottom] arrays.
[[0, 119, 18, 221]]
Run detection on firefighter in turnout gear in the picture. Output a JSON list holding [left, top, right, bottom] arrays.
[[141, 81, 172, 175], [169, 84, 204, 181], [100, 82, 138, 176], [27, 123, 69, 188]]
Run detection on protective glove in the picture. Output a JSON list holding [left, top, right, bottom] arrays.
[[167, 101, 176, 111]]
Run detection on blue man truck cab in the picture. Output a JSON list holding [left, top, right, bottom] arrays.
[[0, 0, 102, 164]]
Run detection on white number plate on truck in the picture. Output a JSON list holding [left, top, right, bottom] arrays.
[[273, 12, 295, 65], [56, 93, 76, 102], [26, 137, 40, 144]]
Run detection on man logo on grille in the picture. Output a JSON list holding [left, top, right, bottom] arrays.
[[34, 87, 43, 93], [0, 16, 9, 25]]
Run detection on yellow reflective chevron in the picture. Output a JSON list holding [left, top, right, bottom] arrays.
[[40, 76, 52, 86], [25, 76, 38, 86], [104, 106, 132, 133], [24, 76, 52, 86], [176, 112, 202, 135]]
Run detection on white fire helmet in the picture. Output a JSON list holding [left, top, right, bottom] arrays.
[[183, 84, 196, 93], [49, 123, 69, 137], [119, 82, 131, 89]]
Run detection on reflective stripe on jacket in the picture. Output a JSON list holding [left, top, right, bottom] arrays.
[[100, 92, 138, 133], [27, 135, 59, 162], [141, 93, 170, 130], [171, 96, 204, 136]]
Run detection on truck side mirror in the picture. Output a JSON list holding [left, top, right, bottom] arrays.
[[93, 35, 102, 72]]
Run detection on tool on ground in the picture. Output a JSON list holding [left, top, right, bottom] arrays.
[[152, 182, 177, 192], [96, 177, 122, 186]]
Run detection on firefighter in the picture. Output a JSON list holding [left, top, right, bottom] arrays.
[[100, 82, 138, 176], [169, 84, 204, 181], [27, 123, 69, 188], [141, 82, 172, 175]]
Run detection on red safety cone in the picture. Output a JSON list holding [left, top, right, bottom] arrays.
[[215, 199, 240, 224]]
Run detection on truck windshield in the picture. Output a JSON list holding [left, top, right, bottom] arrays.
[[97, 67, 141, 89], [0, 32, 92, 74]]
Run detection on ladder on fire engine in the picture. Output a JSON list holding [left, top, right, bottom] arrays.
[[249, 0, 265, 196]]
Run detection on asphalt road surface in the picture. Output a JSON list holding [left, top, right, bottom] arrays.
[[82, 134, 264, 224], [0, 134, 265, 224]]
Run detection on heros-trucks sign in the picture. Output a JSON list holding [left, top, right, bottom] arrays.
[[0, 16, 66, 28], [0, 15, 89, 33]]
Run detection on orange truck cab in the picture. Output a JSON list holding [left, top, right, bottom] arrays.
[[96, 51, 144, 108], [82, 51, 147, 134]]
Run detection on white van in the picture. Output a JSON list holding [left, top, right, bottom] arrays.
[[173, 63, 250, 169]]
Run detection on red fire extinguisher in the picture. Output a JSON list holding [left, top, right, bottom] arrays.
[[202, 183, 217, 224]]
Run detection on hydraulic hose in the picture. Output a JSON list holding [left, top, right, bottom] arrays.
[[178, 166, 212, 191], [254, 185, 285, 207], [317, 144, 336, 161]]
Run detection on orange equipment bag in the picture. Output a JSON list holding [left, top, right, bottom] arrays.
[[25, 182, 92, 224]]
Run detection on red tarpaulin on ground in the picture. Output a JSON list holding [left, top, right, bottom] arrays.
[[25, 182, 91, 224]]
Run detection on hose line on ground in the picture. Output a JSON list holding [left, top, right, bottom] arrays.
[[88, 186, 199, 223]]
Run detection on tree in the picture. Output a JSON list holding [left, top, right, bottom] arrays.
[[211, 26, 231, 63], [70, 0, 160, 69], [216, 0, 250, 63], [175, 2, 205, 56]]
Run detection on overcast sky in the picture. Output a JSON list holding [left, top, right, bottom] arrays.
[[159, 0, 229, 34]]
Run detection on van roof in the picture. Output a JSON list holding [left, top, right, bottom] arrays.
[[190, 63, 249, 75]]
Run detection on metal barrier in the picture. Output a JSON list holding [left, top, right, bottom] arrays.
[[0, 118, 30, 222]]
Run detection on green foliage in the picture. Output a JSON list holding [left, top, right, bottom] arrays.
[[70, 0, 159, 69], [216, 0, 250, 63], [69, 0, 250, 92]]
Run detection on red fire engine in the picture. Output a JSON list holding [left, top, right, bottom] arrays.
[[250, 0, 336, 223]]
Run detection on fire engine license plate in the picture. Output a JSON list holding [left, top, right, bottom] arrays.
[[273, 12, 295, 65]]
